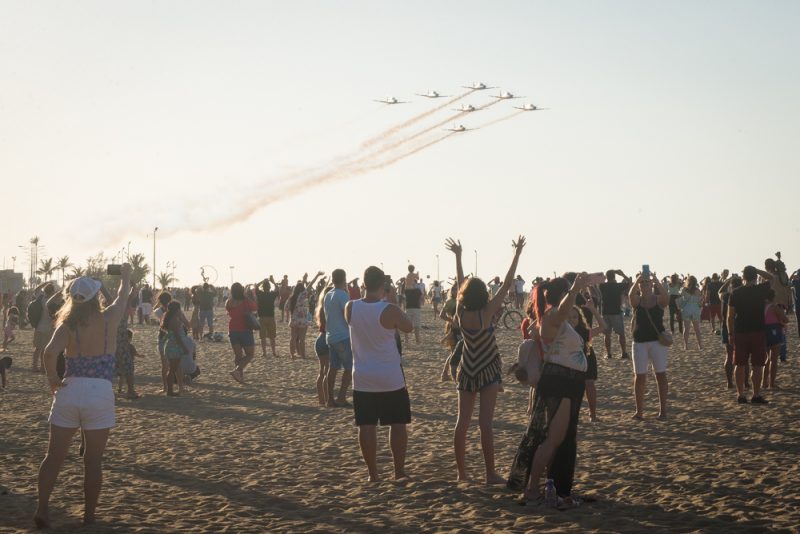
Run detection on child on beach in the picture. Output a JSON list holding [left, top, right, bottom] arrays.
[[3, 307, 19, 349]]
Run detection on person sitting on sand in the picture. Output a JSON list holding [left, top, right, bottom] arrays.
[[324, 269, 353, 407], [447, 235, 525, 484], [36, 264, 131, 528], [226, 282, 258, 384], [629, 272, 670, 420], [345, 266, 413, 482]]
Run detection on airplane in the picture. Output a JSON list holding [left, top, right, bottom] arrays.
[[490, 91, 522, 100], [461, 82, 495, 90], [513, 103, 548, 111], [416, 90, 449, 98], [374, 96, 410, 104], [443, 124, 476, 132], [452, 104, 479, 112]]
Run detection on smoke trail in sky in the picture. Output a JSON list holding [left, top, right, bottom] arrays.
[[360, 89, 474, 149], [476, 110, 524, 129]]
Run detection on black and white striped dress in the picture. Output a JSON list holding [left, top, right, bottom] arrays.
[[456, 310, 501, 392]]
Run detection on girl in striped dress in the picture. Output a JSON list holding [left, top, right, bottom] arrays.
[[446, 235, 526, 484]]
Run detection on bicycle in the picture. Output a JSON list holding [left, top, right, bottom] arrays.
[[498, 298, 524, 330]]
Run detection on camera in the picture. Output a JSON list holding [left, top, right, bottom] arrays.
[[107, 264, 122, 276]]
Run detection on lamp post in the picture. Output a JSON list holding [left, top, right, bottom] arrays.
[[435, 254, 440, 282], [152, 227, 158, 289], [229, 266, 235, 285], [474, 250, 478, 278], [127, 241, 131, 261]]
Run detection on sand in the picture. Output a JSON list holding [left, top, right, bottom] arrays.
[[1, 308, 799, 533]]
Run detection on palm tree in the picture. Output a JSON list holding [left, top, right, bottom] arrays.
[[157, 271, 175, 289], [36, 257, 56, 282], [129, 253, 150, 286], [70, 266, 85, 278], [56, 256, 73, 286]]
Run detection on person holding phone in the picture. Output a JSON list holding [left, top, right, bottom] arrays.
[[629, 271, 670, 420]]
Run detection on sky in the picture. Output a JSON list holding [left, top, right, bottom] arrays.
[[2, 0, 799, 288]]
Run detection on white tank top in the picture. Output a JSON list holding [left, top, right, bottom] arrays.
[[349, 300, 405, 392]]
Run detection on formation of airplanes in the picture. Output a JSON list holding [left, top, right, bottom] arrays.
[[374, 83, 545, 132]]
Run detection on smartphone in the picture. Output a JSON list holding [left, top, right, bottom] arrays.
[[641, 264, 650, 278], [107, 264, 122, 275]]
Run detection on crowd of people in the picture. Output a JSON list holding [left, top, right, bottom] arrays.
[[1, 246, 797, 527]]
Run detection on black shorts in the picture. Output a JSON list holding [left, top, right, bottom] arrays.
[[353, 388, 411, 426], [586, 348, 598, 381]]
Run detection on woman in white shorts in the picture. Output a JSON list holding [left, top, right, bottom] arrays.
[[35, 264, 131, 529], [629, 272, 670, 420]]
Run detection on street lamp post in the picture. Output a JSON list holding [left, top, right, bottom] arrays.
[[127, 241, 131, 261], [152, 227, 158, 288], [474, 250, 478, 278], [435, 254, 440, 282], [229, 266, 234, 285]]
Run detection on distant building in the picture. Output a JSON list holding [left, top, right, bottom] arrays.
[[0, 270, 25, 294]]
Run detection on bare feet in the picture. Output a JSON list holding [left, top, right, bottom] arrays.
[[590, 415, 599, 422], [485, 473, 506, 485], [83, 513, 96, 525], [657, 413, 668, 420], [33, 510, 50, 529], [394, 472, 409, 480], [631, 412, 643, 420]]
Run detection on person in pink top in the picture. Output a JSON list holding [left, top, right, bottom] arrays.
[[226, 282, 257, 384]]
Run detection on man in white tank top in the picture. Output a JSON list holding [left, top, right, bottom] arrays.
[[345, 266, 413, 482]]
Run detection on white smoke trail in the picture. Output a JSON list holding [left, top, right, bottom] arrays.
[[360, 89, 475, 149]]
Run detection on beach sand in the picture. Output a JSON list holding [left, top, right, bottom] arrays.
[[1, 308, 799, 533]]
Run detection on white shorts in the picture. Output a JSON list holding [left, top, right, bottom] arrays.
[[140, 303, 153, 316], [631, 341, 669, 375], [406, 308, 421, 328], [48, 377, 116, 430]]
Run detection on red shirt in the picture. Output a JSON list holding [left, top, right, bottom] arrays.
[[227, 299, 257, 332]]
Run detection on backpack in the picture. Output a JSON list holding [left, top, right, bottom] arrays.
[[27, 296, 44, 329]]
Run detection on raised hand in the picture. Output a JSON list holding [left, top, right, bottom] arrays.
[[512, 235, 526, 254], [445, 238, 462, 255]]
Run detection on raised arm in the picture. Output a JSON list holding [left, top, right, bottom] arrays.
[[307, 271, 324, 289], [445, 238, 464, 285], [486, 236, 526, 315], [104, 263, 132, 324], [616, 270, 632, 285], [629, 275, 644, 308], [652, 273, 668, 308]]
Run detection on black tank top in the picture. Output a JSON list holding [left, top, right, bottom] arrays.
[[633, 304, 665, 343]]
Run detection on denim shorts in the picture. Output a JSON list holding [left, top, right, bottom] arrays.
[[229, 330, 255, 348], [314, 333, 329, 358], [199, 309, 214, 329], [328, 338, 353, 370]]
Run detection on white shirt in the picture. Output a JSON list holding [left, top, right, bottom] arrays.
[[349, 300, 405, 392]]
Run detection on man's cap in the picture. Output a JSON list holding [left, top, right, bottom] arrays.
[[69, 277, 102, 303]]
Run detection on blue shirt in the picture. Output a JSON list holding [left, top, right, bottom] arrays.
[[324, 288, 350, 343]]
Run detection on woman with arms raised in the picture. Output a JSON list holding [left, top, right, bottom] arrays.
[[447, 235, 525, 484]]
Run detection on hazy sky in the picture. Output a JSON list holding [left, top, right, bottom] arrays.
[[2, 1, 799, 287]]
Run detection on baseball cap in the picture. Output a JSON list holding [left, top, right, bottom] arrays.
[[69, 277, 102, 302]]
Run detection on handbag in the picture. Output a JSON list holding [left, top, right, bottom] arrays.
[[639, 305, 673, 347], [515, 339, 543, 387]]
